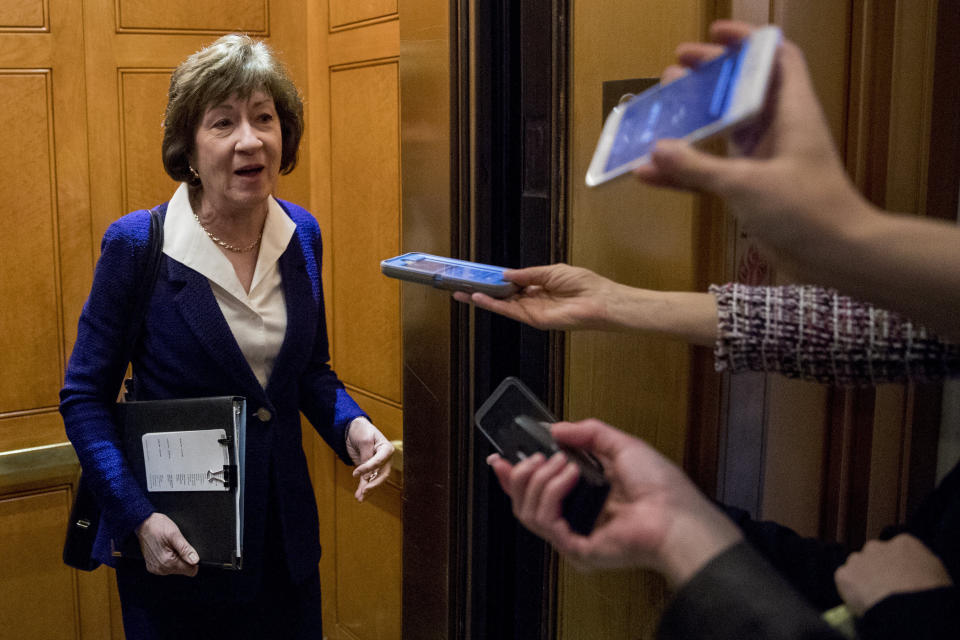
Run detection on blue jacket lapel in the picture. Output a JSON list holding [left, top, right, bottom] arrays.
[[166, 258, 264, 395], [267, 233, 317, 395]]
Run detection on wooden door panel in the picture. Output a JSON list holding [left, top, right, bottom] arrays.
[[85, 0, 311, 239], [1, 1, 105, 634], [328, 22, 399, 67], [773, 0, 851, 147], [0, 488, 78, 639], [0, 0, 92, 442], [309, 5, 403, 638], [329, 62, 402, 405], [0, 72, 62, 412], [116, 0, 267, 34], [349, 387, 403, 444], [119, 70, 178, 212], [564, 2, 708, 636], [333, 464, 402, 640], [0, 0, 45, 28], [0, 0, 406, 637], [329, 0, 397, 30], [0, 413, 67, 453], [0, 1, 323, 637]]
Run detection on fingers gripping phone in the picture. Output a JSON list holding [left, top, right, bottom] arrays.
[[585, 25, 782, 186], [381, 252, 519, 298], [475, 377, 610, 535]]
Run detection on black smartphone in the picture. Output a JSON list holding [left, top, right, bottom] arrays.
[[380, 252, 519, 298], [475, 377, 610, 535]]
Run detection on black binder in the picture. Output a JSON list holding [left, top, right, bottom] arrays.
[[113, 396, 246, 570]]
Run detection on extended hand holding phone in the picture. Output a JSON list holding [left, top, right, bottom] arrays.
[[475, 377, 610, 535], [381, 252, 519, 298], [585, 25, 782, 186]]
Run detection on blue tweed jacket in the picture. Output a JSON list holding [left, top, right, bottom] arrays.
[[60, 199, 365, 596]]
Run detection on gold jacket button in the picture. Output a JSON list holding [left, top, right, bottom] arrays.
[[255, 407, 272, 422]]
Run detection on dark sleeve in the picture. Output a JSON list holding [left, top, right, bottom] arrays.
[[721, 504, 850, 610], [658, 542, 846, 640], [711, 283, 960, 386], [856, 587, 960, 640], [59, 213, 156, 539], [896, 460, 960, 578], [293, 213, 367, 465]]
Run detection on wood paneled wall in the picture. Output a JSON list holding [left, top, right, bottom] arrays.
[[717, 0, 854, 538], [725, 0, 943, 550], [563, 0, 943, 637], [306, 2, 403, 639], [1, 1, 405, 638], [563, 2, 718, 637], [0, 0, 90, 448], [0, 2, 103, 637]]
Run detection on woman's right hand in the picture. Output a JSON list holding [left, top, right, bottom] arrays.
[[487, 419, 743, 587], [135, 512, 200, 577], [634, 21, 872, 276], [452, 264, 622, 331], [453, 263, 719, 346]]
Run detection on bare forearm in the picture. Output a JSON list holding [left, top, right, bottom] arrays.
[[605, 285, 718, 347], [790, 206, 960, 342]]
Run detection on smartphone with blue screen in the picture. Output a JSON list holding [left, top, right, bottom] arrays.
[[585, 25, 781, 186], [381, 252, 519, 298]]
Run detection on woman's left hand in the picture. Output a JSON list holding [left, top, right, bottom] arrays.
[[346, 417, 395, 501], [834, 533, 953, 616]]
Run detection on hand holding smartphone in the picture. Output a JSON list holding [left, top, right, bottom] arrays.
[[586, 25, 781, 186], [475, 377, 610, 535], [381, 252, 519, 298]]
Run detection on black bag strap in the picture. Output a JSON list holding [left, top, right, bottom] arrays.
[[122, 207, 164, 400]]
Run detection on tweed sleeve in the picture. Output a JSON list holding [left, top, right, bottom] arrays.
[[711, 283, 960, 386]]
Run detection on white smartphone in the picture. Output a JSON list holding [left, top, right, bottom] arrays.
[[585, 25, 782, 187], [380, 252, 520, 298]]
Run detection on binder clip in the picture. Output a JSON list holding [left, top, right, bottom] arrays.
[[206, 465, 236, 489]]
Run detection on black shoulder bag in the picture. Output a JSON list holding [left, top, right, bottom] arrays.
[[63, 208, 164, 571]]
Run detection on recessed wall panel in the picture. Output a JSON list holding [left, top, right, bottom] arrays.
[[117, 0, 266, 33], [346, 386, 402, 444], [0, 0, 46, 29], [0, 490, 77, 638], [330, 0, 397, 29], [0, 73, 61, 412], [334, 463, 401, 639], [121, 70, 178, 211], [0, 411, 68, 452], [329, 62, 401, 404]]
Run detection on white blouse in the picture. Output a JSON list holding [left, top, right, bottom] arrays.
[[162, 183, 296, 389]]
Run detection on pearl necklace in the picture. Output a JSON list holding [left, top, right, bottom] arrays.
[[193, 212, 263, 253]]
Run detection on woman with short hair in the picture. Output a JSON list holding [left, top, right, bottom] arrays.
[[61, 34, 393, 639]]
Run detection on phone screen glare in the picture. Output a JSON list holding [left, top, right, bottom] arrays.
[[442, 264, 506, 283], [402, 257, 506, 284], [604, 40, 746, 172]]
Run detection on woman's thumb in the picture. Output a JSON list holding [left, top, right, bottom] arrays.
[[177, 539, 200, 565], [648, 139, 737, 195]]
